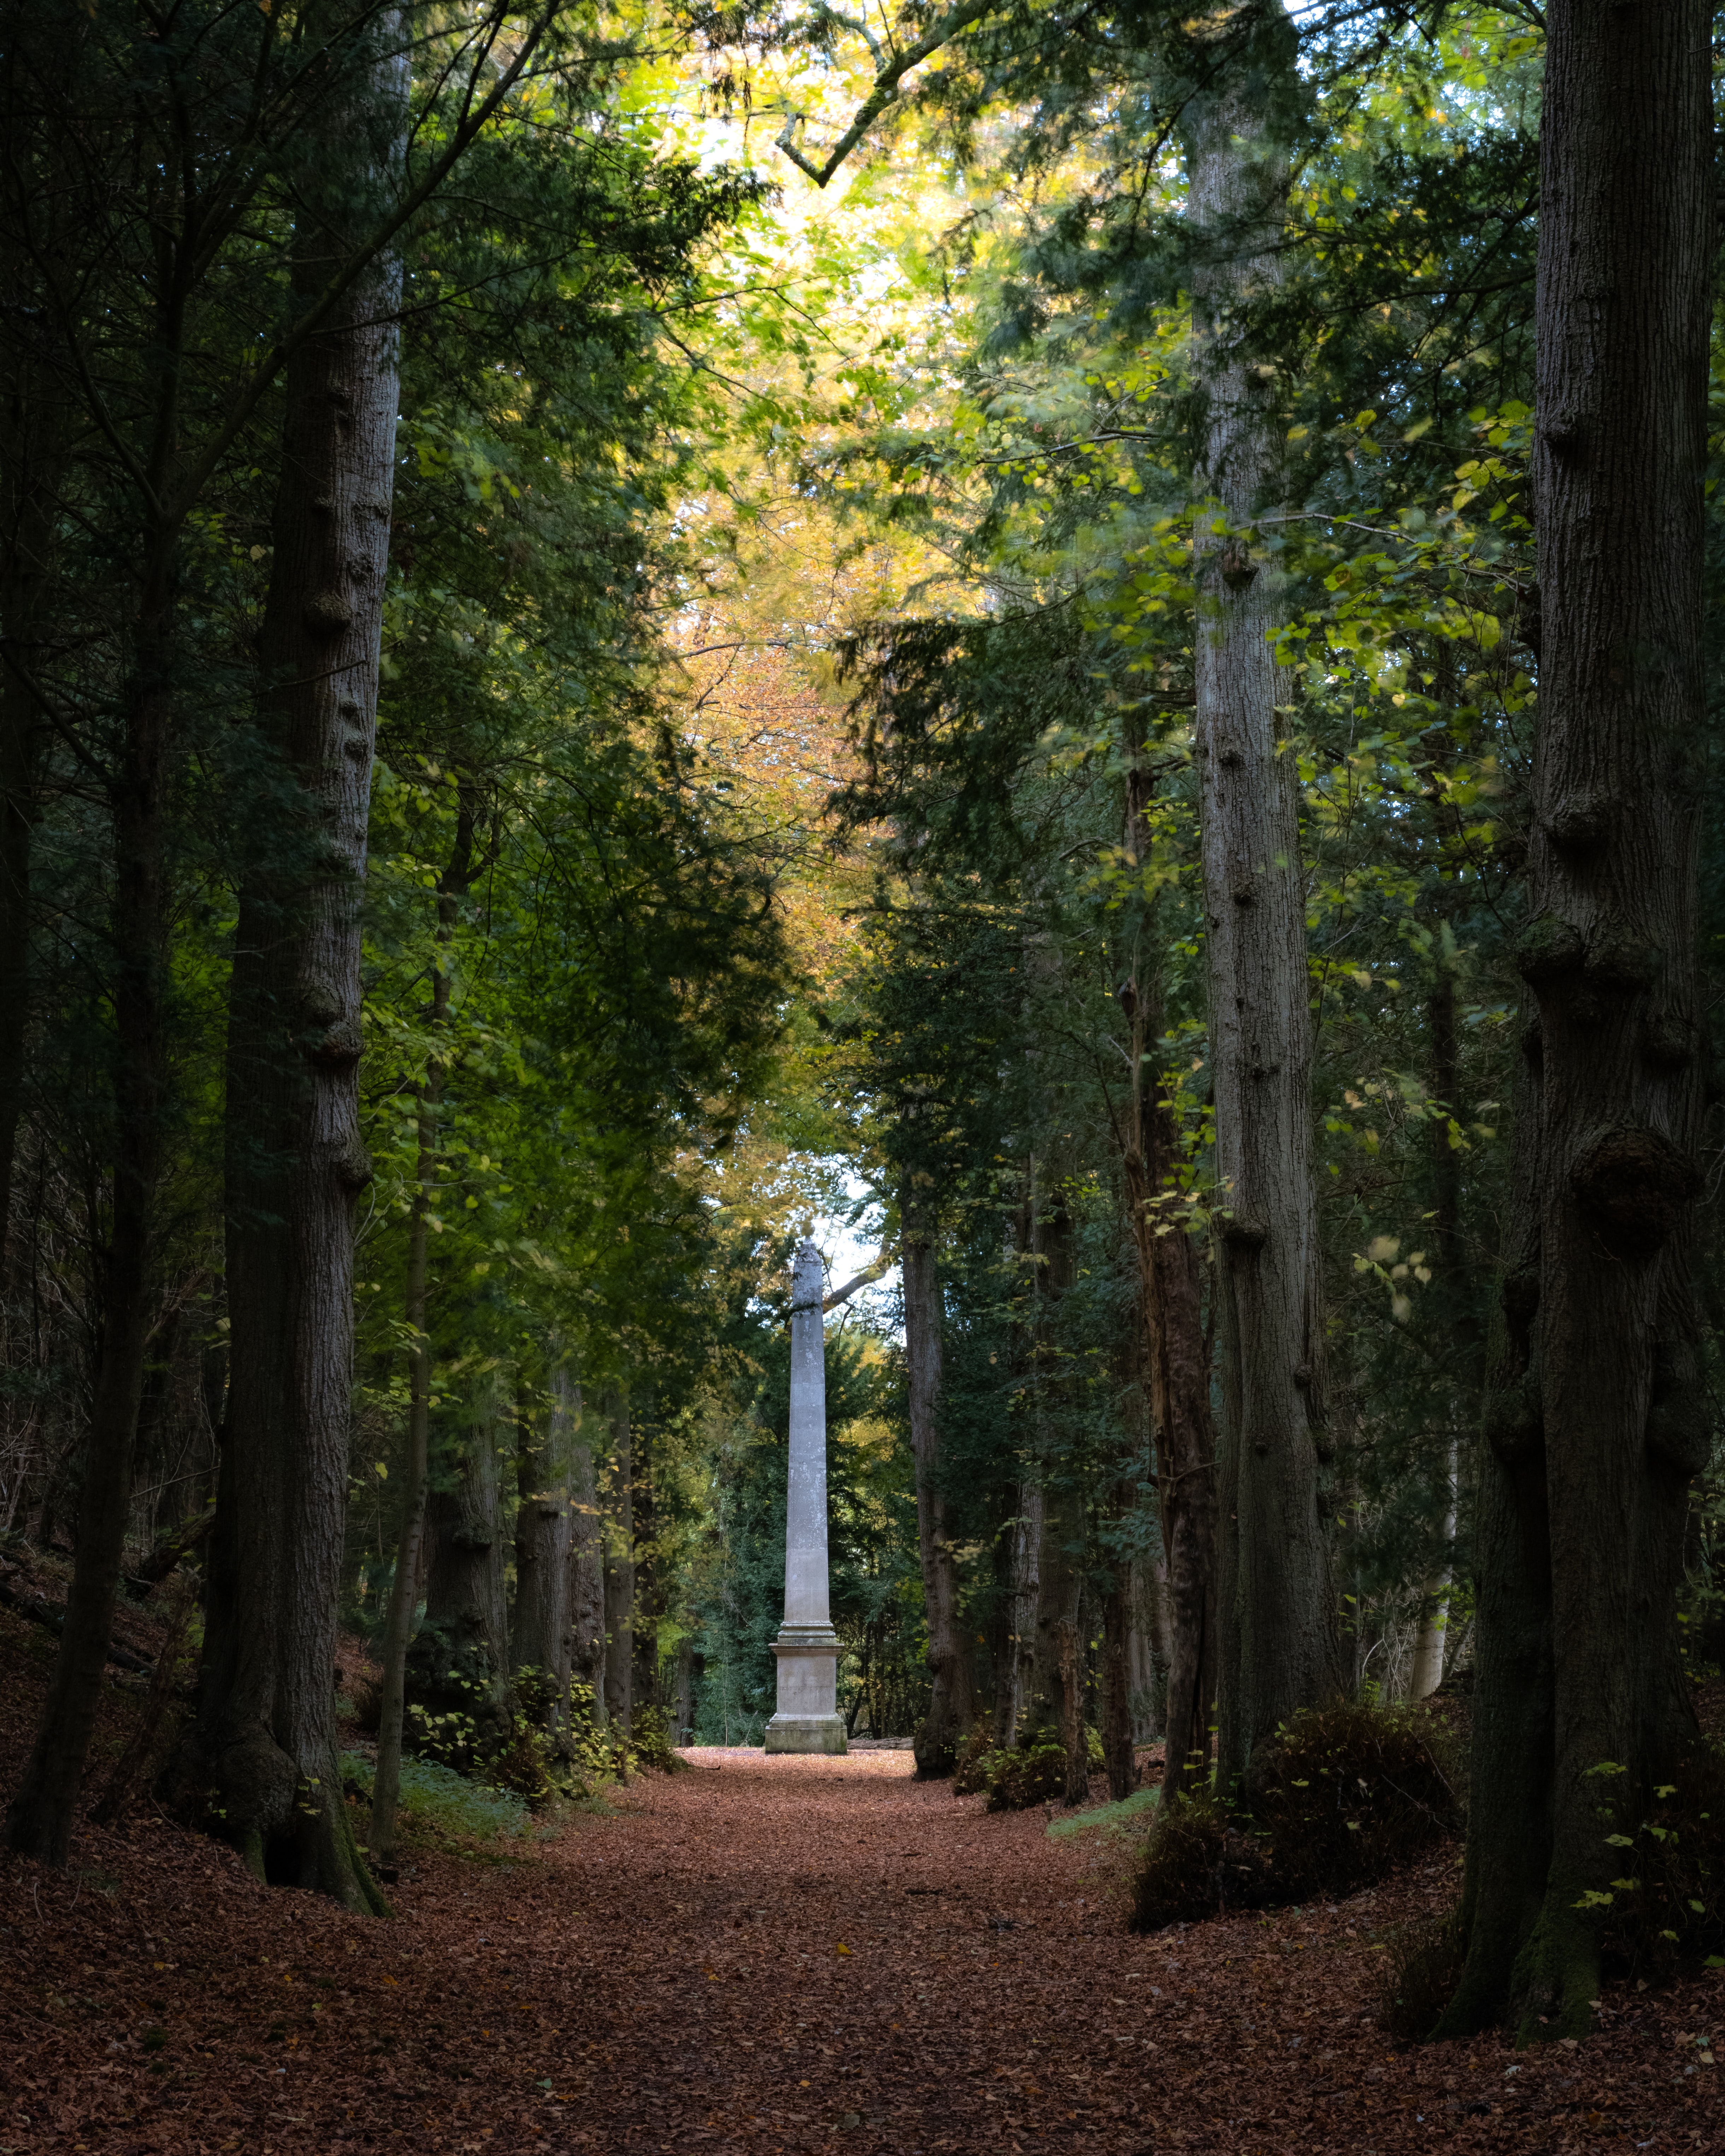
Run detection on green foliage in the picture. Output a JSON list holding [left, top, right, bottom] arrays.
[[630, 1706, 690, 1775], [1047, 1786, 1159, 1840], [1129, 1705, 1461, 1929], [1579, 1746, 1725, 1984], [341, 1752, 528, 1846], [982, 1737, 1068, 1813], [951, 1721, 998, 1797]]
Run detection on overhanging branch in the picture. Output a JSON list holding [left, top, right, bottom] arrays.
[[774, 0, 996, 188]]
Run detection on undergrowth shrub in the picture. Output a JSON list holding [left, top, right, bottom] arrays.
[[978, 1729, 1103, 1812], [1129, 1702, 1461, 1929], [630, 1705, 691, 1774], [984, 1736, 1066, 1812], [1590, 1743, 1725, 1981], [342, 1752, 527, 1844], [952, 1723, 998, 1797], [1379, 1912, 1465, 2042]]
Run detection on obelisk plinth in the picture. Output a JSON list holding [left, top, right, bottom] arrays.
[[764, 1239, 847, 1754]]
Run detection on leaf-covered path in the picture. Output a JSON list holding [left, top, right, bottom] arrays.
[[4, 1745, 1723, 2153]]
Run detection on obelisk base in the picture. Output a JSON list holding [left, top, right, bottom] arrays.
[[764, 1625, 847, 1754]]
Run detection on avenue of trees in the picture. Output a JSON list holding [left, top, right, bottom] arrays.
[[2, 0, 1722, 2051]]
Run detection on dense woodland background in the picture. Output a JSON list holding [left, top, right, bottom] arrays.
[[2, 0, 1721, 2051]]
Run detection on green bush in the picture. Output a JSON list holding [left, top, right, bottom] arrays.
[[342, 1752, 528, 1844], [1589, 1742, 1725, 1982], [984, 1736, 1066, 1812], [1128, 1702, 1461, 1930], [631, 1705, 691, 1774], [951, 1722, 997, 1796]]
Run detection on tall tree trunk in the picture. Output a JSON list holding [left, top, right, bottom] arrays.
[[905, 1203, 976, 1777], [1117, 752, 1219, 1805], [567, 1373, 607, 1724], [411, 1379, 511, 1758], [629, 1415, 659, 1719], [1407, 1438, 1458, 1701], [4, 541, 174, 1863], [1021, 1156, 1088, 1804], [1130, 1552, 1173, 1741], [1184, 2, 1339, 1796], [601, 1388, 633, 1735], [368, 795, 473, 1872], [193, 2, 405, 1909], [367, 1071, 436, 1876], [513, 1358, 574, 1726], [1000, 1476, 1041, 1749], [0, 351, 60, 1271], [1099, 1523, 1136, 1801], [1439, 0, 1711, 2043]]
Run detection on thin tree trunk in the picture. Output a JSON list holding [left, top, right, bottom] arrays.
[[367, 1074, 435, 1875], [567, 1375, 607, 1724], [1408, 1438, 1458, 1701], [601, 1388, 633, 1735], [6, 537, 174, 1865], [905, 1204, 975, 1776], [1131, 1552, 1173, 1741], [369, 795, 474, 1871], [1002, 1476, 1041, 1750], [0, 352, 60, 1271], [629, 1416, 657, 1718], [1021, 1155, 1088, 1804], [1117, 754, 1219, 1805], [1183, 2, 1339, 1796], [1100, 1529, 1136, 1801], [1440, 0, 1711, 2042], [513, 1355, 575, 1726]]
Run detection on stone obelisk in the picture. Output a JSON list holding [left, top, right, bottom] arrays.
[[764, 1239, 847, 1754]]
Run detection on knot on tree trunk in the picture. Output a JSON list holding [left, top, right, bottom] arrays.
[[307, 1016, 362, 1066], [1642, 1011, 1696, 1071], [1544, 788, 1612, 852], [1483, 1368, 1542, 1467], [334, 1130, 373, 1190], [1514, 910, 1585, 986], [1582, 922, 1659, 994], [1569, 1121, 1700, 1258], [302, 591, 354, 635]]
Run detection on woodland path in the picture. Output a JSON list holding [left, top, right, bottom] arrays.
[[3, 1744, 1723, 2155]]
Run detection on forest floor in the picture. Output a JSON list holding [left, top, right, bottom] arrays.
[[4, 1596, 1725, 2154]]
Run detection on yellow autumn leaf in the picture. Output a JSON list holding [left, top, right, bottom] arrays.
[[835, 1943, 853, 1956]]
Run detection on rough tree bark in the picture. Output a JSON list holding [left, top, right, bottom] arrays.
[[904, 1201, 976, 1777], [1438, 0, 1711, 2043], [409, 1380, 511, 1757], [1183, 1, 1339, 1795], [601, 1388, 634, 1735], [190, 2, 406, 1908]]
